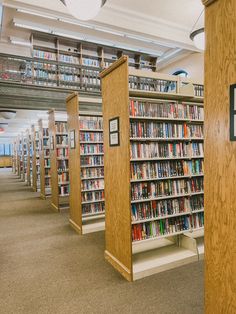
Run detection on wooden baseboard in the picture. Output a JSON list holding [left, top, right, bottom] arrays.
[[105, 250, 132, 282], [40, 193, 46, 200], [69, 219, 82, 235], [51, 202, 59, 212]]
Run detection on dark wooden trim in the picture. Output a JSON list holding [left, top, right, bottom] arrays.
[[202, 0, 218, 6]]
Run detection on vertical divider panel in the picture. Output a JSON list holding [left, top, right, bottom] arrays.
[[67, 92, 82, 234], [31, 125, 37, 191], [101, 56, 133, 281], [48, 110, 59, 211]]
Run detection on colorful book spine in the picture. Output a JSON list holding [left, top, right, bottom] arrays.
[[129, 99, 204, 242], [80, 115, 105, 216]]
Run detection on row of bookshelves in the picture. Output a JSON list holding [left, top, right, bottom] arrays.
[[100, 56, 204, 281], [13, 60, 204, 282]]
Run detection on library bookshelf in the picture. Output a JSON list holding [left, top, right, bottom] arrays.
[[31, 125, 41, 192], [66, 92, 105, 234], [100, 56, 204, 281], [12, 139, 17, 174], [26, 129, 32, 186], [48, 110, 70, 212], [18, 135, 23, 179], [38, 119, 51, 199], [22, 133, 27, 183]]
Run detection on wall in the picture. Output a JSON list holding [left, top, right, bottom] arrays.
[[160, 52, 204, 83]]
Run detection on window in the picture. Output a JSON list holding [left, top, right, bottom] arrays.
[[172, 69, 189, 78], [0, 144, 13, 156]]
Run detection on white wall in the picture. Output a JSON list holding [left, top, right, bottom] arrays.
[[160, 52, 204, 83]]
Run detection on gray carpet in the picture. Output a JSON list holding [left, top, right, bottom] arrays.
[[0, 168, 204, 314]]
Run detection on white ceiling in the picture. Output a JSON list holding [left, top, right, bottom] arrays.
[[7, 0, 204, 29], [2, 0, 204, 52]]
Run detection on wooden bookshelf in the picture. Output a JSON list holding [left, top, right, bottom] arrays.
[[48, 110, 69, 212], [17, 135, 23, 179], [100, 56, 204, 281], [12, 139, 17, 173], [22, 133, 27, 183], [28, 33, 159, 90], [26, 129, 32, 186], [38, 119, 51, 199], [0, 156, 12, 168], [31, 125, 41, 192], [66, 92, 105, 234]]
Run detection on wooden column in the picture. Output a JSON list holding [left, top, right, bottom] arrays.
[[26, 129, 31, 186], [204, 0, 236, 312], [66, 92, 82, 234], [48, 110, 59, 211], [31, 125, 37, 192]]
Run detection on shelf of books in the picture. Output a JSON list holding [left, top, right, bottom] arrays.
[[26, 129, 32, 186], [12, 139, 17, 174], [100, 56, 204, 281], [22, 133, 28, 183], [31, 125, 41, 192], [38, 119, 51, 199], [48, 110, 70, 212], [66, 92, 105, 234], [18, 135, 23, 179]]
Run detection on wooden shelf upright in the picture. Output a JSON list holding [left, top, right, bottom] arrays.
[[66, 92, 105, 234], [100, 56, 204, 281], [12, 139, 17, 174], [22, 132, 27, 183], [31, 125, 41, 192], [48, 110, 70, 212], [26, 129, 32, 186], [38, 119, 51, 199], [18, 135, 23, 179]]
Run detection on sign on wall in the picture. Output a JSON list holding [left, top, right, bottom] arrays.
[[109, 117, 120, 147]]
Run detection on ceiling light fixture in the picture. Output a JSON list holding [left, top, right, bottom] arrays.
[[190, 28, 205, 51], [0, 110, 16, 120], [190, 9, 205, 51], [60, 0, 107, 21], [10, 37, 31, 47]]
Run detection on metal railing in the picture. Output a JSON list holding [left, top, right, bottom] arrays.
[[0, 53, 204, 98]]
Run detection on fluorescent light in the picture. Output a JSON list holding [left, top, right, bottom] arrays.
[[125, 34, 153, 44], [16, 8, 58, 20], [59, 18, 94, 29], [10, 37, 31, 47], [190, 28, 205, 51], [94, 27, 123, 37], [86, 38, 112, 46], [13, 21, 51, 34], [52, 31, 85, 41]]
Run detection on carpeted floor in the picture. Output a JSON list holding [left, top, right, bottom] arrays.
[[0, 168, 204, 314]]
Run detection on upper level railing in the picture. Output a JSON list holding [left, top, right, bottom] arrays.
[[0, 53, 204, 98]]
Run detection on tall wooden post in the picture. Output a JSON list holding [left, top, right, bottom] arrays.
[[203, 0, 236, 312]]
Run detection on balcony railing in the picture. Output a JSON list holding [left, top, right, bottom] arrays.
[[0, 53, 204, 98]]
